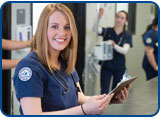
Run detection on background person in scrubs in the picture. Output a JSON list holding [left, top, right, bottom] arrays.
[[93, 8, 132, 94], [142, 15, 158, 80], [13, 3, 130, 115]]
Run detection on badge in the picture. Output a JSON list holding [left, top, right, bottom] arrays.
[[146, 38, 152, 44], [18, 67, 32, 81]]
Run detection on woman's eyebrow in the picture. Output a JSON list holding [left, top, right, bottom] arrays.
[[50, 22, 59, 25]]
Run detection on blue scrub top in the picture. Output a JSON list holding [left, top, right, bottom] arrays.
[[99, 27, 133, 71], [13, 51, 79, 114], [142, 29, 158, 80]]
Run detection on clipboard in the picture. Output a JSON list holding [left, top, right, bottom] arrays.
[[108, 76, 138, 97]]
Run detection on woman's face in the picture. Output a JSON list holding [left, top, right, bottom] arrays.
[[115, 12, 127, 28], [47, 11, 71, 52]]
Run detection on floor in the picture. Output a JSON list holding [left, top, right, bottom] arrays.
[[84, 75, 158, 116]]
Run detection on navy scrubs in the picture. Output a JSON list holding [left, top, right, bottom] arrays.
[[142, 29, 158, 80], [13, 51, 79, 114], [99, 27, 133, 94]]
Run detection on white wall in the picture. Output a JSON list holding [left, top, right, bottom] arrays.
[[116, 3, 128, 13], [32, 3, 52, 35]]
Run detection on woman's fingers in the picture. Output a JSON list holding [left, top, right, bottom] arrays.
[[93, 94, 106, 100], [110, 85, 131, 104], [102, 94, 115, 112], [116, 87, 130, 103], [83, 94, 113, 115], [99, 93, 114, 107], [123, 87, 129, 99], [126, 84, 131, 90]]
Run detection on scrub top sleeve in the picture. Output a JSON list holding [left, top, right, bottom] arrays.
[[125, 33, 133, 47], [73, 69, 80, 82], [143, 33, 155, 48], [98, 27, 107, 36], [13, 63, 44, 101]]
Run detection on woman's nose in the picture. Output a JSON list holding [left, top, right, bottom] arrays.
[[58, 27, 66, 36], [117, 17, 121, 21]]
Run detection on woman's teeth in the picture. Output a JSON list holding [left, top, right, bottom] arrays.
[[55, 39, 65, 42]]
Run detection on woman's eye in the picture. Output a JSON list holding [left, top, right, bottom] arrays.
[[65, 26, 70, 30], [117, 16, 121, 18], [51, 25, 58, 29], [121, 17, 125, 20]]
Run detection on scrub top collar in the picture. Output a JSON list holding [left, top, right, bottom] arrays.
[[112, 27, 126, 36]]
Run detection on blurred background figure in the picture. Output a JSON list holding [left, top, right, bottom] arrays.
[[142, 15, 158, 81], [93, 8, 133, 94]]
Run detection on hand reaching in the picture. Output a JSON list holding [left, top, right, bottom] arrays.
[[99, 8, 104, 19]]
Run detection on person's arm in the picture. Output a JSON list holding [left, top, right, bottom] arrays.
[[2, 59, 21, 70], [108, 40, 130, 55], [2, 38, 32, 50], [92, 21, 103, 34], [114, 44, 130, 55], [76, 82, 91, 104], [20, 97, 85, 115], [20, 94, 114, 115], [92, 8, 104, 34], [77, 82, 110, 105], [77, 81, 130, 105], [145, 46, 158, 71]]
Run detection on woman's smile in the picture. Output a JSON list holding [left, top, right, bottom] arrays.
[[54, 38, 66, 44]]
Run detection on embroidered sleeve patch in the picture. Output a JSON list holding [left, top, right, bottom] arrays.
[[146, 38, 152, 44], [18, 67, 32, 81]]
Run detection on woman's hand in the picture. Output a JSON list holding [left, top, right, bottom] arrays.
[[82, 93, 114, 115], [108, 40, 116, 46], [26, 36, 34, 47], [99, 8, 104, 19], [110, 85, 130, 104]]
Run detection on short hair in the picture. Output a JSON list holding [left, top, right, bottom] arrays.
[[31, 3, 78, 74]]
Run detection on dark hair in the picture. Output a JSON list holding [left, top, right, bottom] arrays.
[[116, 10, 128, 30], [142, 15, 158, 37]]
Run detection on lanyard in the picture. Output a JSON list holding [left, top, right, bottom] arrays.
[[118, 37, 123, 45]]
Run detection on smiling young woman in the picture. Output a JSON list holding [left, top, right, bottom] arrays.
[[13, 3, 130, 115]]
